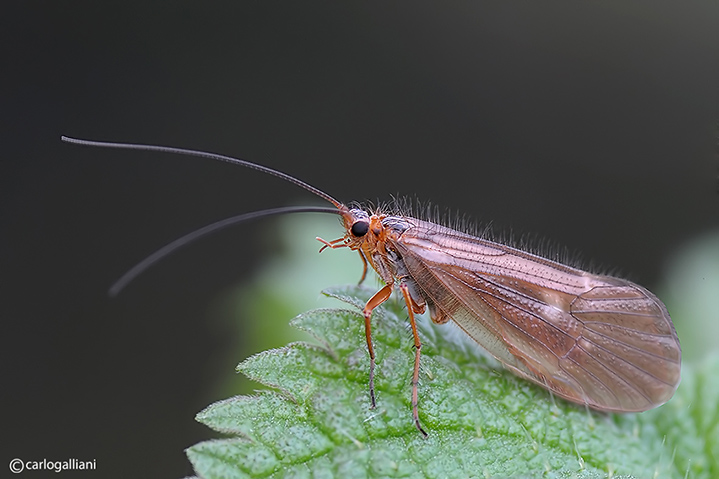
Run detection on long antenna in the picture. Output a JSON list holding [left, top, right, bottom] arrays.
[[61, 135, 347, 295], [108, 206, 340, 297], [61, 136, 343, 208]]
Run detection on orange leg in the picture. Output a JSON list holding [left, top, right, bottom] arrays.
[[357, 250, 368, 284], [399, 282, 428, 437], [316, 236, 368, 285], [362, 283, 394, 409], [316, 236, 347, 252]]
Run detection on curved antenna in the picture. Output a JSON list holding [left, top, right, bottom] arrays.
[[108, 206, 341, 297], [61, 136, 343, 208]]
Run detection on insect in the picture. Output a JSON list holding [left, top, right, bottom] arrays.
[[62, 136, 681, 436]]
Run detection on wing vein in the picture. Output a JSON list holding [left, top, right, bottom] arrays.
[[583, 321, 675, 338], [561, 356, 620, 405], [575, 344, 652, 403], [582, 326, 681, 364]]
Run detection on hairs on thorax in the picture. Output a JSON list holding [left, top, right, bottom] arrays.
[[343, 194, 615, 278]]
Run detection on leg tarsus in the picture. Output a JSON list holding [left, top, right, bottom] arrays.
[[368, 355, 376, 409], [412, 343, 428, 437]]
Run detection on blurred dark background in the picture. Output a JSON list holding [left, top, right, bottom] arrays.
[[2, 2, 718, 477]]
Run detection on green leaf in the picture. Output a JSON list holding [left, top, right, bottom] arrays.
[[187, 284, 718, 478], [638, 354, 719, 479]]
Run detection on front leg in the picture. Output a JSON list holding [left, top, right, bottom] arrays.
[[362, 282, 394, 409]]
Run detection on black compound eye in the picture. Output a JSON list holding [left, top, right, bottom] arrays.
[[351, 220, 369, 237]]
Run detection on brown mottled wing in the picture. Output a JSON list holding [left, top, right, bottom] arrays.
[[394, 220, 681, 412]]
